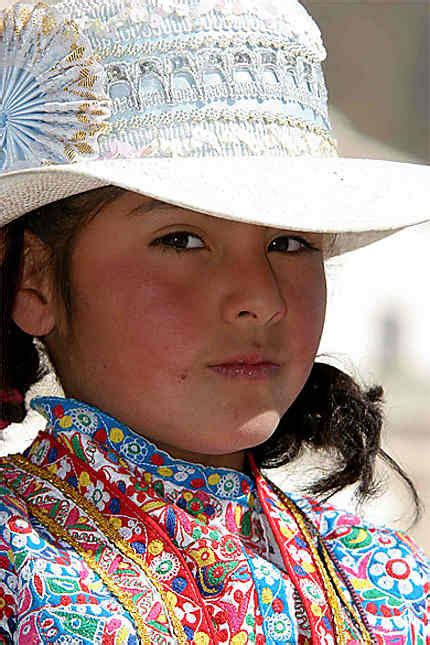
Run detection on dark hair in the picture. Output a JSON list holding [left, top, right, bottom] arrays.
[[0, 187, 422, 525], [1, 186, 124, 400]]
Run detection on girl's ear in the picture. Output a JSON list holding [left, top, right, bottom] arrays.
[[12, 229, 57, 337]]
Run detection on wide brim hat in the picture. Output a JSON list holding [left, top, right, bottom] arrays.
[[2, 157, 429, 257], [0, 0, 428, 258]]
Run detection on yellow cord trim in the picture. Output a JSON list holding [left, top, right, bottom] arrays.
[[9, 454, 187, 645], [318, 538, 374, 644], [25, 500, 152, 645], [266, 476, 373, 645]]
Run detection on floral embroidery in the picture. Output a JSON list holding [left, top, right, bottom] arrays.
[[69, 409, 100, 434], [216, 473, 241, 498], [0, 395, 427, 644], [265, 612, 293, 640], [55, 457, 72, 480], [33, 396, 256, 506], [176, 489, 219, 523], [368, 547, 425, 599], [253, 561, 278, 586], [86, 480, 110, 511], [150, 552, 181, 581], [300, 578, 326, 605]]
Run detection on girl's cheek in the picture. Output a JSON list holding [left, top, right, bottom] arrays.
[[288, 264, 325, 314]]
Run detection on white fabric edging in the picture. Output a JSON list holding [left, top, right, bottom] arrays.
[[0, 371, 64, 457]]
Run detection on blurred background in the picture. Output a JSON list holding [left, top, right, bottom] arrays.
[[0, 0, 428, 549], [278, 0, 430, 552]]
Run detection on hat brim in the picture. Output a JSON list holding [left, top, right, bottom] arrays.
[[0, 156, 428, 257]]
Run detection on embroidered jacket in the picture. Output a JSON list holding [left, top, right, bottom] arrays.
[[0, 396, 428, 644]]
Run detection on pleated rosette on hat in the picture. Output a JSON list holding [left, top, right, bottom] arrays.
[[0, 2, 110, 171]]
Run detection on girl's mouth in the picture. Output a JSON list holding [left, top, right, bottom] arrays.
[[208, 363, 280, 380]]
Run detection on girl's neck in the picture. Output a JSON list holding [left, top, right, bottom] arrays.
[[153, 440, 247, 473]]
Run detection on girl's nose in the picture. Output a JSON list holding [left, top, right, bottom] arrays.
[[220, 252, 287, 327]]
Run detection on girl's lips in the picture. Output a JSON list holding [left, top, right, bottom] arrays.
[[209, 363, 280, 380]]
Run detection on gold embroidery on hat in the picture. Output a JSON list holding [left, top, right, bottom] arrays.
[[41, 13, 56, 36], [78, 68, 97, 89], [17, 6, 32, 32], [66, 42, 86, 63]]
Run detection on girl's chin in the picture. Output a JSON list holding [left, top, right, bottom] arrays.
[[173, 419, 281, 458]]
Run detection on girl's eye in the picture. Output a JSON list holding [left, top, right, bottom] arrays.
[[151, 231, 204, 252], [268, 235, 317, 253], [150, 231, 318, 253]]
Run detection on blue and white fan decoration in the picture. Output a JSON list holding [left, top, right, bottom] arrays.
[[0, 2, 110, 172]]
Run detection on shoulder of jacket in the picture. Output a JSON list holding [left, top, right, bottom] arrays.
[[288, 491, 430, 571]]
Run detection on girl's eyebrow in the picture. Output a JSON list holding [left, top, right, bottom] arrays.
[[127, 198, 175, 216], [128, 199, 271, 228], [127, 202, 319, 240]]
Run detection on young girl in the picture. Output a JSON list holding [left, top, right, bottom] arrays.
[[0, 0, 429, 643]]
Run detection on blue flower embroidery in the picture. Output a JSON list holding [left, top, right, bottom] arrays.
[[0, 2, 110, 172]]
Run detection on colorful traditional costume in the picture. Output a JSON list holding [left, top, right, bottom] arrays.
[[0, 0, 429, 643], [0, 397, 428, 643]]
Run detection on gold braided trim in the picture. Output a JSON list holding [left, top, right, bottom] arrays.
[[108, 107, 338, 150], [278, 495, 345, 642], [24, 500, 152, 645], [318, 538, 374, 644], [9, 454, 188, 645], [267, 477, 373, 645], [282, 494, 372, 644]]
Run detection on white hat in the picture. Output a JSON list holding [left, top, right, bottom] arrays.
[[0, 0, 428, 257]]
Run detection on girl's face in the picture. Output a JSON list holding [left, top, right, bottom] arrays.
[[46, 191, 326, 470]]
